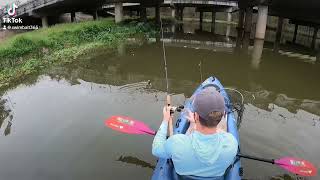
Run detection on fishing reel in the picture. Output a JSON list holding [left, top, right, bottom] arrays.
[[170, 105, 184, 114]]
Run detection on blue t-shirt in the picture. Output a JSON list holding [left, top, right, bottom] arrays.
[[152, 121, 238, 177]]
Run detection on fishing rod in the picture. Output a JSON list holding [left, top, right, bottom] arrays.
[[160, 16, 174, 136]]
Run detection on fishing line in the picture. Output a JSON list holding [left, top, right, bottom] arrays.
[[160, 18, 169, 95], [160, 15, 174, 137]]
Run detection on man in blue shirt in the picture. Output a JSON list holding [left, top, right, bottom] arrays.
[[152, 88, 238, 178]]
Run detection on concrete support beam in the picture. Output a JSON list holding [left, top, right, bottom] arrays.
[[236, 9, 245, 49], [274, 17, 283, 51], [117, 43, 126, 56], [226, 11, 232, 38], [115, 3, 123, 23], [199, 11, 203, 30], [252, 39, 264, 69], [155, 4, 160, 24], [311, 27, 318, 49], [171, 6, 176, 20], [178, 7, 184, 21], [244, 8, 253, 34], [293, 24, 298, 43], [140, 7, 147, 22], [255, 6, 268, 40], [211, 11, 216, 33], [93, 10, 98, 20], [41, 16, 49, 28], [238, 9, 245, 30], [243, 7, 253, 48], [71, 12, 76, 22]]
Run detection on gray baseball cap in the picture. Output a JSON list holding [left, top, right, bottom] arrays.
[[192, 87, 225, 121]]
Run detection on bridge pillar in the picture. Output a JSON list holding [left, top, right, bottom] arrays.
[[293, 24, 298, 43], [236, 9, 245, 48], [243, 7, 253, 48], [226, 9, 232, 37], [177, 7, 184, 21], [93, 10, 98, 20], [255, 5, 268, 39], [41, 16, 49, 28], [115, 3, 123, 23], [171, 6, 176, 20], [140, 6, 147, 22], [199, 11, 203, 30], [274, 17, 283, 51], [238, 9, 245, 30], [155, 4, 160, 24], [211, 11, 216, 33], [252, 39, 264, 69], [71, 12, 76, 22], [311, 27, 318, 49]]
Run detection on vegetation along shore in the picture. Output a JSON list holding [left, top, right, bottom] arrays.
[[0, 19, 157, 90]]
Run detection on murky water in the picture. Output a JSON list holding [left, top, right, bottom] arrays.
[[0, 22, 320, 180]]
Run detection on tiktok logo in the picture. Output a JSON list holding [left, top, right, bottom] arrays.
[[7, 3, 18, 16]]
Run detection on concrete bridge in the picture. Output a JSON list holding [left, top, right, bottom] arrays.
[[0, 0, 319, 48]]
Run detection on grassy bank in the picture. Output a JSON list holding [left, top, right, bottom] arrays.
[[0, 19, 157, 89]]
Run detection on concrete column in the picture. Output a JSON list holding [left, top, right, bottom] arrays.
[[199, 11, 203, 30], [140, 7, 147, 22], [115, 3, 123, 23], [226, 10, 232, 38], [41, 16, 49, 28], [255, 5, 268, 39], [274, 17, 283, 51], [117, 43, 126, 56], [171, 6, 176, 20], [311, 27, 318, 49], [179, 7, 184, 21], [71, 12, 76, 22], [238, 9, 245, 30], [293, 24, 298, 43], [211, 11, 216, 33], [243, 7, 253, 48], [251, 39, 264, 69], [155, 4, 160, 24], [244, 8, 253, 34], [93, 10, 98, 20], [171, 23, 176, 33]]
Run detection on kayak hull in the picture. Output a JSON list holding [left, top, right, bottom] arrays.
[[152, 76, 241, 180]]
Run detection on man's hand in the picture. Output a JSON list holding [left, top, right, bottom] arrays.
[[163, 106, 172, 122]]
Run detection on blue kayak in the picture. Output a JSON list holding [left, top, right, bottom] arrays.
[[152, 76, 242, 180]]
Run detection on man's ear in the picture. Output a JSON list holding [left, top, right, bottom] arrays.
[[194, 112, 199, 123]]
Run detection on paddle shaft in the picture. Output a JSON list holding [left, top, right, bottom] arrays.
[[238, 153, 274, 164]]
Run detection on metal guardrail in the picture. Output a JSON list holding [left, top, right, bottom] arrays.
[[163, 0, 238, 6], [0, 0, 61, 18], [0, 0, 238, 18]]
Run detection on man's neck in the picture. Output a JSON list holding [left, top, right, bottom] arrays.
[[197, 126, 218, 135]]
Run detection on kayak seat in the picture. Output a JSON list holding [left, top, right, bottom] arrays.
[[170, 162, 224, 180]]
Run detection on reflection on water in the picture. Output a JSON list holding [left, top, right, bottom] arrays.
[[0, 97, 14, 136], [0, 21, 319, 180], [117, 155, 155, 170]]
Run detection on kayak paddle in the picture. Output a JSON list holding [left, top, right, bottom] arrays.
[[104, 116, 317, 177], [238, 154, 317, 177], [105, 115, 156, 136]]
